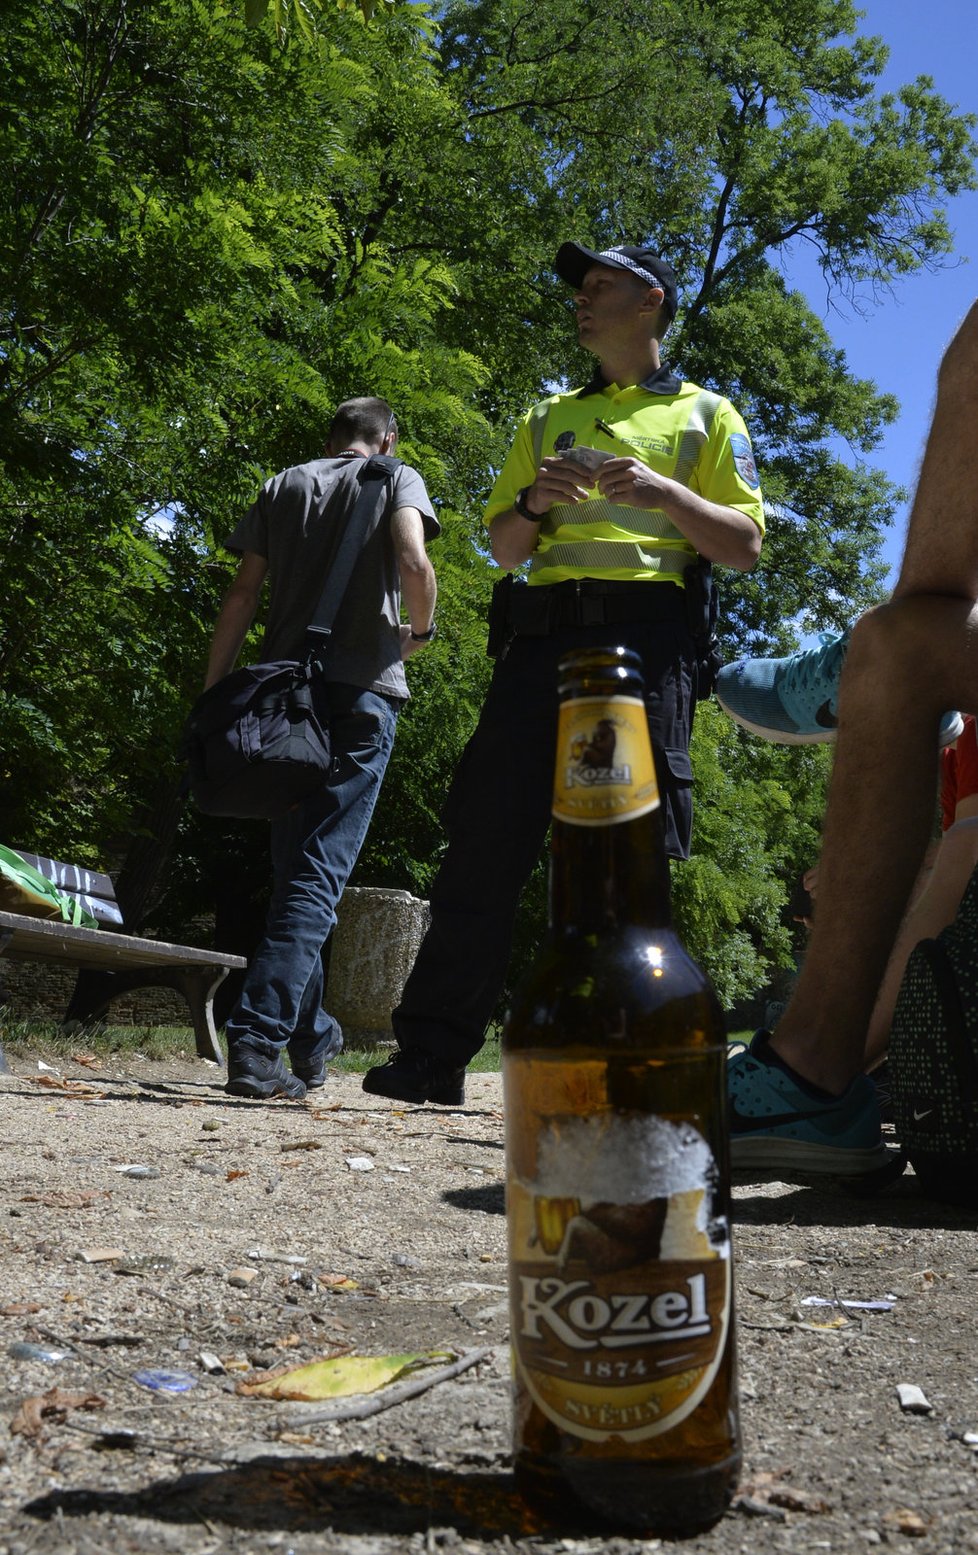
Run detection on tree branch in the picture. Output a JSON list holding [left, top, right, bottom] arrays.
[[280, 1346, 495, 1426]]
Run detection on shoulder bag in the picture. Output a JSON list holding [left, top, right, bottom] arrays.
[[182, 454, 400, 821]]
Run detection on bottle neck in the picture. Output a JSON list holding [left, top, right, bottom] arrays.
[[549, 808, 674, 934], [547, 658, 675, 935]]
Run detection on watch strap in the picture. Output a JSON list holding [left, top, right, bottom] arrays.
[[514, 487, 542, 522]]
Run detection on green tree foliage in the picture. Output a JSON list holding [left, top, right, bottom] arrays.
[[244, 0, 403, 36], [1, 0, 974, 1006], [353, 511, 494, 893], [675, 702, 832, 1006], [1, 0, 494, 873], [435, 0, 976, 647]]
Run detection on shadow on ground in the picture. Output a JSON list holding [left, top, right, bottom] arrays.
[[444, 1184, 505, 1215], [24, 1451, 562, 1539], [733, 1175, 977, 1231]]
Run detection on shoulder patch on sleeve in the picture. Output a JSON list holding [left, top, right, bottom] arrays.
[[729, 432, 759, 490]]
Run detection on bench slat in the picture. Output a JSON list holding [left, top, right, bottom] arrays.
[[0, 910, 245, 1065], [0, 911, 246, 971], [13, 852, 117, 904], [12, 851, 123, 927]]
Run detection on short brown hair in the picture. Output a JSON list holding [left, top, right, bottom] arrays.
[[329, 396, 396, 448]]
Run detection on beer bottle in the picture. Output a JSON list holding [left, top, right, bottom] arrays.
[[503, 645, 739, 1535]]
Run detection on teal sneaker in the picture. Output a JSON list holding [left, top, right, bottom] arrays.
[[716, 630, 849, 743], [716, 630, 964, 748], [728, 1032, 891, 1176]]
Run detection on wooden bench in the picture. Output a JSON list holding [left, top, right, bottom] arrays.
[[0, 852, 246, 1066]]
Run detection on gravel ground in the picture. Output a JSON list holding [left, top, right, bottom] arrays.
[[1, 1047, 977, 1555]]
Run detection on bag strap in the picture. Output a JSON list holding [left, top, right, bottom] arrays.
[[306, 453, 402, 642]]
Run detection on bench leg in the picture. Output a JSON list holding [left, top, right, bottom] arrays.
[[64, 966, 227, 1066], [164, 967, 228, 1066], [64, 968, 117, 1031]]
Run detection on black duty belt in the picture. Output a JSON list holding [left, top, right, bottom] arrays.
[[508, 578, 685, 634]]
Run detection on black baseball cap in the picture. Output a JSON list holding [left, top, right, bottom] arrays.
[[555, 242, 679, 320]]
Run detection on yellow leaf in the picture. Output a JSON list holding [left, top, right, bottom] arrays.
[[237, 1350, 452, 1401], [317, 1271, 358, 1289]]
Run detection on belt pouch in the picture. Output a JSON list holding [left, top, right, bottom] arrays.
[[486, 574, 515, 659], [505, 581, 555, 639]]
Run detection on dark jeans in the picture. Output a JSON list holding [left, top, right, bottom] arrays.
[[392, 614, 698, 1067], [226, 681, 399, 1066]]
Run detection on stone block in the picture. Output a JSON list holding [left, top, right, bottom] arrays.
[[326, 886, 430, 1049]]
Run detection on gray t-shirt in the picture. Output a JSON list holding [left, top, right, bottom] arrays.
[[227, 455, 438, 700]]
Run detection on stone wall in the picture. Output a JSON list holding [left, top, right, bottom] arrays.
[[0, 957, 188, 1027]]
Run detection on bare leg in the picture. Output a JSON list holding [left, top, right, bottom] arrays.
[[893, 298, 978, 604], [769, 298, 978, 1092]]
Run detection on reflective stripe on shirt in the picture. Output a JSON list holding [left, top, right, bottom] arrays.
[[529, 389, 725, 584], [485, 378, 763, 588]]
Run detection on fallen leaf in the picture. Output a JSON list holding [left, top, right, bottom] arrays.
[[317, 1272, 359, 1291], [0, 1302, 42, 1316], [30, 1076, 105, 1097], [236, 1349, 453, 1401], [11, 1386, 106, 1440], [226, 1170, 249, 1181]]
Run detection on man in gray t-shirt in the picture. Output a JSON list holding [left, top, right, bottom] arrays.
[[203, 397, 439, 1101]]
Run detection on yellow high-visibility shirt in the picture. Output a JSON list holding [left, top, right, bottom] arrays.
[[484, 368, 764, 586]]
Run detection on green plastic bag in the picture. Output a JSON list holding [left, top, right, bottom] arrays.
[[0, 845, 99, 928]]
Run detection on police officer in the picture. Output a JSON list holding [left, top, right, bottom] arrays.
[[365, 243, 764, 1106]]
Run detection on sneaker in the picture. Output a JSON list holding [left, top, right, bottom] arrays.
[[226, 1046, 307, 1101], [728, 1031, 890, 1175], [288, 1032, 342, 1090], [287, 1051, 334, 1088], [289, 1056, 327, 1089], [942, 710, 968, 747], [716, 630, 964, 748], [362, 1049, 466, 1107], [868, 1059, 895, 1124]]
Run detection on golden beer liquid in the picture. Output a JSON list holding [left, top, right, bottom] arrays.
[[503, 649, 740, 1535]]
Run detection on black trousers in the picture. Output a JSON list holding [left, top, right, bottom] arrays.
[[392, 601, 700, 1067]]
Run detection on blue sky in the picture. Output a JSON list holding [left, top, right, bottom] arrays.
[[783, 0, 978, 586]]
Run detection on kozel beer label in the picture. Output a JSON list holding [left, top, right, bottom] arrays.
[[554, 694, 660, 826], [510, 1113, 731, 1442]]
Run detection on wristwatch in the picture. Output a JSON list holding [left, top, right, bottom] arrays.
[[514, 487, 542, 522], [410, 621, 438, 642]]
